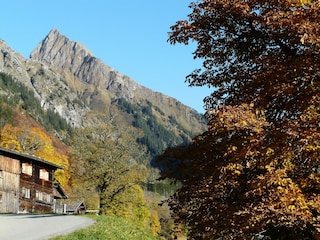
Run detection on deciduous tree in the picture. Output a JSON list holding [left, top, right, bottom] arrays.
[[0, 123, 70, 188], [70, 125, 147, 215], [158, 0, 320, 239], [0, 124, 22, 151]]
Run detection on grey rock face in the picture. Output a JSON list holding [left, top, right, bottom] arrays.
[[0, 29, 206, 134], [0, 38, 88, 127], [31, 29, 95, 75], [0, 39, 30, 87], [30, 29, 150, 101]]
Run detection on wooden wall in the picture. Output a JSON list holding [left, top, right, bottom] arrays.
[[0, 155, 20, 213], [19, 164, 54, 213], [0, 153, 57, 213]]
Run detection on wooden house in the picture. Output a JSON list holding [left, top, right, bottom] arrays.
[[0, 147, 67, 213]]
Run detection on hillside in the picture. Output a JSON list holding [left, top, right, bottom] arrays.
[[0, 29, 207, 157], [0, 30, 207, 238]]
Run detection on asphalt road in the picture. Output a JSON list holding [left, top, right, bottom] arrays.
[[0, 214, 95, 240]]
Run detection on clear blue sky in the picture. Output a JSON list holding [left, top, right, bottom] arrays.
[[0, 0, 211, 113]]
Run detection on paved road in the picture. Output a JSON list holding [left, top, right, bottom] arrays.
[[0, 214, 95, 240]]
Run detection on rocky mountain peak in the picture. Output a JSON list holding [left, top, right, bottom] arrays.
[[0, 29, 207, 150], [28, 29, 206, 127], [30, 29, 95, 75], [30, 29, 147, 99]]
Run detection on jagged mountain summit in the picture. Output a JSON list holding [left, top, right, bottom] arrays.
[[30, 29, 205, 127], [31, 29, 93, 70], [0, 29, 207, 155], [31, 29, 148, 101]]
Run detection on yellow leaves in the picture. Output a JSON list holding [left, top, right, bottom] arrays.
[[288, 0, 312, 7], [105, 184, 154, 230], [0, 124, 22, 151], [277, 186, 284, 192], [223, 163, 243, 176], [226, 145, 238, 154], [258, 166, 313, 221], [268, 168, 294, 187], [208, 104, 268, 134], [266, 148, 275, 156], [307, 195, 320, 214], [299, 0, 312, 6], [265, 164, 275, 173], [305, 144, 320, 152], [240, 120, 247, 127], [288, 205, 296, 211], [309, 173, 320, 182], [0, 123, 70, 188]]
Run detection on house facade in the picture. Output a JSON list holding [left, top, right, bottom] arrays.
[[0, 147, 67, 213]]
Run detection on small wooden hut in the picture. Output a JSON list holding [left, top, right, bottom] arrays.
[[66, 200, 86, 214]]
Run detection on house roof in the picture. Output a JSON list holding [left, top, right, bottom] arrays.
[[0, 147, 63, 170], [53, 183, 68, 199]]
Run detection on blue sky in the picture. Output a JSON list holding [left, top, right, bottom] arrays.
[[0, 0, 211, 113]]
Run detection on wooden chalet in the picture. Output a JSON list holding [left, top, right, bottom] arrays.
[[0, 147, 67, 213]]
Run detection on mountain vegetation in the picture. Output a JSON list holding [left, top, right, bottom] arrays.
[[157, 0, 320, 239], [2, 0, 319, 239], [70, 125, 152, 221], [117, 98, 190, 157], [0, 27, 207, 238], [0, 72, 71, 134], [0, 85, 165, 235]]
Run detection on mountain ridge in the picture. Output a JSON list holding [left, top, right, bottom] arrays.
[[0, 29, 207, 156], [30, 29, 189, 107]]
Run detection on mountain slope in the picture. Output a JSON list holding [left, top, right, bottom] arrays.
[[30, 29, 205, 131], [0, 29, 207, 156]]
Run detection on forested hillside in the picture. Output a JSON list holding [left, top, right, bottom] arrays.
[[0, 27, 207, 239], [0, 72, 201, 161], [0, 73, 71, 135], [0, 71, 186, 238]]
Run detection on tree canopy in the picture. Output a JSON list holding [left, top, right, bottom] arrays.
[[0, 122, 70, 188], [69, 124, 163, 234], [158, 0, 320, 239], [169, 0, 319, 119], [69, 124, 148, 209]]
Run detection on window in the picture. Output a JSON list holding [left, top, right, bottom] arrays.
[[25, 188, 30, 199], [36, 191, 43, 201], [22, 163, 32, 176], [46, 194, 51, 203], [21, 187, 31, 199], [0, 170, 3, 178], [0, 192, 3, 202], [42, 192, 47, 202], [39, 169, 49, 181]]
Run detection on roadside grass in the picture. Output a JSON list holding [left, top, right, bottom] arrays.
[[49, 214, 160, 240]]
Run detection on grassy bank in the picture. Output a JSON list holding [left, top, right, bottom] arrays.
[[50, 214, 160, 240]]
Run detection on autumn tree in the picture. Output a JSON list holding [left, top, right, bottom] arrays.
[[0, 123, 70, 188], [70, 125, 148, 215], [0, 124, 23, 151], [157, 0, 320, 239]]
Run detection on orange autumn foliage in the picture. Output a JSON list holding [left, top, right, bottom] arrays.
[[0, 120, 70, 189], [158, 0, 320, 239]]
